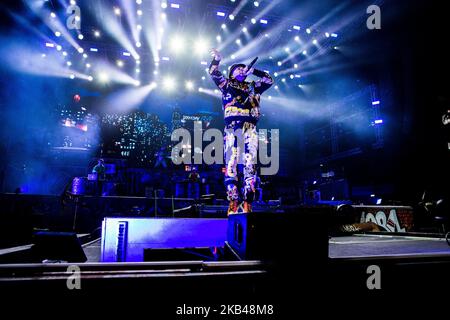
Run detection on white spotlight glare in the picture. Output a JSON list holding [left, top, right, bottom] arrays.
[[88, 76, 93, 81], [86, 63, 91, 68], [251, 18, 256, 24], [302, 50, 307, 55], [273, 72, 278, 77], [137, 24, 142, 31], [294, 36, 300, 41], [229, 14, 235, 21], [55, 31, 61, 37], [117, 60, 124, 67], [277, 61, 282, 66], [134, 80, 141, 86], [99, 72, 109, 82], [56, 45, 62, 51], [50, 12, 56, 18], [216, 35, 221, 42], [136, 41, 142, 48], [114, 7, 121, 16], [94, 30, 101, 38], [78, 47, 84, 53], [242, 27, 247, 32], [281, 78, 286, 83], [235, 39, 241, 45], [274, 85, 279, 90], [201, 76, 205, 80], [254, 1, 259, 7], [137, 9, 142, 16], [83, 53, 88, 58], [284, 47, 290, 52], [161, 2, 168, 9], [185, 81, 194, 90], [313, 39, 318, 45], [70, 0, 76, 5], [170, 36, 185, 53], [163, 77, 176, 91], [136, 0, 142, 4], [325, 32, 330, 38], [231, 54, 236, 59], [294, 64, 298, 69], [136, 68, 140, 73], [306, 28, 311, 34], [62, 51, 68, 56], [221, 24, 227, 29], [69, 74, 75, 79], [78, 34, 84, 40], [290, 74, 294, 79]]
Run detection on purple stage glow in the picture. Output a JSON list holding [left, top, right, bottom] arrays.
[[101, 217, 228, 262]]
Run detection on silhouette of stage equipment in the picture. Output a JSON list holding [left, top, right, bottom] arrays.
[[30, 231, 87, 263]]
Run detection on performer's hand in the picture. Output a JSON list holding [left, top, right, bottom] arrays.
[[244, 67, 254, 76], [210, 48, 222, 61]]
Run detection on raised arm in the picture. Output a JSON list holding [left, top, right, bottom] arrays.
[[209, 48, 228, 91]]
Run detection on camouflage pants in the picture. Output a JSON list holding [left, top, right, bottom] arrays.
[[224, 121, 258, 203]]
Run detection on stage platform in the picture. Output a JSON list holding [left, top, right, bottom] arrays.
[[330, 234, 450, 258]]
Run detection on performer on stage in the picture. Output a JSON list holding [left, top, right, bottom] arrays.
[[209, 48, 273, 214]]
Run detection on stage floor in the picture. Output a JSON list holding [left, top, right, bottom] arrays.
[[329, 234, 450, 258], [82, 233, 450, 263]]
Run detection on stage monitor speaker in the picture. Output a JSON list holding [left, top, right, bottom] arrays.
[[227, 207, 329, 263], [31, 231, 87, 263]]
